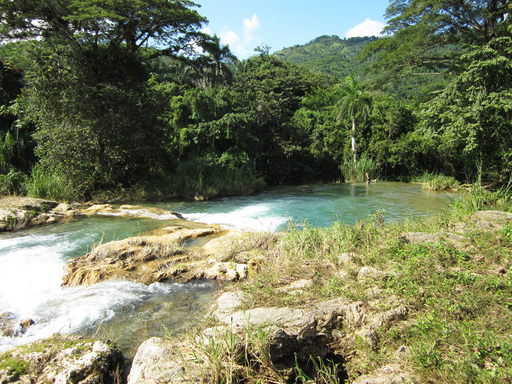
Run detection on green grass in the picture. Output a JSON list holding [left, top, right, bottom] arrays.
[[23, 165, 80, 202], [170, 185, 512, 383]]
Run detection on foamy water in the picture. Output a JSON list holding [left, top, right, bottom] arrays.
[[0, 218, 217, 354], [183, 203, 289, 231]]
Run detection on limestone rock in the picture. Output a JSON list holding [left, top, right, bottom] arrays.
[[353, 364, 415, 384], [278, 279, 313, 295], [127, 337, 197, 384], [84, 204, 115, 212], [61, 227, 252, 286], [339, 252, 359, 266], [400, 231, 467, 249], [210, 291, 247, 321], [128, 292, 409, 384], [0, 312, 35, 337], [212, 295, 406, 362], [0, 335, 123, 384], [336, 270, 351, 280], [471, 210, 512, 230], [0, 197, 59, 231], [200, 261, 248, 280], [358, 266, 382, 281]]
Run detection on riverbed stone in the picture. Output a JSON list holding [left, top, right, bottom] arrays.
[[61, 226, 253, 286], [0, 197, 60, 231]]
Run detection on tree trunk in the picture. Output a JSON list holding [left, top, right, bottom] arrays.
[[351, 116, 357, 163]]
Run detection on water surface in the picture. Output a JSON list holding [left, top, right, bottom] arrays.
[[157, 182, 452, 231]]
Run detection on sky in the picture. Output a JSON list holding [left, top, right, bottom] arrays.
[[195, 0, 391, 59]]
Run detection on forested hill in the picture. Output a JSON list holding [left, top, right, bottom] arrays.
[[274, 35, 450, 100], [274, 35, 377, 80]]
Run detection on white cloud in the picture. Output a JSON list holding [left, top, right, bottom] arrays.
[[345, 18, 386, 38], [218, 14, 261, 59], [244, 14, 260, 34], [220, 28, 241, 48]]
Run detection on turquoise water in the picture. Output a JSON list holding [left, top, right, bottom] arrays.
[[0, 182, 452, 355], [157, 182, 452, 231]]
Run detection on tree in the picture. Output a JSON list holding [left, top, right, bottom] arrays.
[[0, 61, 36, 175], [28, 44, 169, 187], [197, 34, 238, 89], [422, 36, 512, 181], [361, 0, 511, 79], [0, 0, 208, 61], [336, 74, 372, 163], [0, 0, 211, 191]]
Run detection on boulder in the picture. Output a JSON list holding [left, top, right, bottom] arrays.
[[128, 293, 409, 383], [127, 337, 196, 384], [0, 335, 123, 384], [470, 210, 512, 230], [0, 312, 35, 337], [400, 231, 467, 249], [0, 197, 59, 231], [210, 294, 407, 376]]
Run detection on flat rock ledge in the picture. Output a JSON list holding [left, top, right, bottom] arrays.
[[128, 291, 411, 384], [0, 197, 64, 231], [0, 198, 187, 232], [0, 334, 124, 384]]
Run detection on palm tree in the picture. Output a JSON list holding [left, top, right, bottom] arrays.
[[199, 34, 238, 89], [337, 73, 372, 163]]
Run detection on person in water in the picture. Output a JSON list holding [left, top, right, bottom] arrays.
[[366, 172, 370, 185]]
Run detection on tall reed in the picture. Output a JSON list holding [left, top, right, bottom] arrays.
[[23, 165, 79, 202], [340, 155, 378, 183]]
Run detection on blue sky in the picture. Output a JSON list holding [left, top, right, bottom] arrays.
[[195, 0, 391, 59]]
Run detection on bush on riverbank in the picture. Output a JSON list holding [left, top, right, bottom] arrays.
[[173, 186, 512, 383], [412, 172, 460, 191]]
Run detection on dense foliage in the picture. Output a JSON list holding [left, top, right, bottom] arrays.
[[0, 0, 510, 200]]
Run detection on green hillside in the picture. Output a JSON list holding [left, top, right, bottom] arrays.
[[274, 35, 376, 80], [274, 35, 450, 100]]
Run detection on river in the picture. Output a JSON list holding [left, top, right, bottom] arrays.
[[0, 182, 453, 355]]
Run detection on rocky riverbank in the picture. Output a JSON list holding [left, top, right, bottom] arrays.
[[0, 197, 72, 231], [0, 197, 188, 232], [1, 194, 511, 383]]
